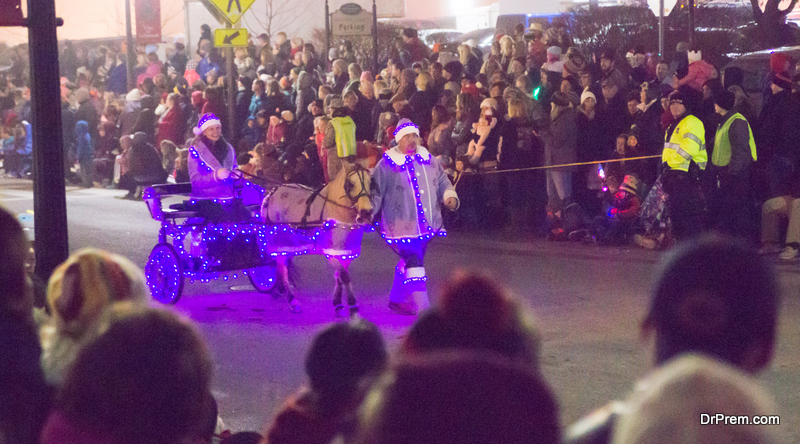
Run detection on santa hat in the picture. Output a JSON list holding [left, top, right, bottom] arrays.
[[394, 119, 419, 143], [193, 113, 221, 135]]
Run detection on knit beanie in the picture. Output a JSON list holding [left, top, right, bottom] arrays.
[[714, 90, 736, 111]]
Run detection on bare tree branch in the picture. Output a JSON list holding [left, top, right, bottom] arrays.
[[161, 2, 185, 32]]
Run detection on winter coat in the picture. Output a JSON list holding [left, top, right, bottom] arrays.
[[250, 93, 265, 119], [757, 89, 800, 163], [188, 135, 235, 199], [331, 73, 349, 95], [427, 119, 456, 160], [262, 94, 291, 118], [404, 37, 431, 63], [241, 119, 262, 149], [106, 62, 127, 95], [370, 146, 459, 240], [235, 89, 254, 137], [75, 98, 99, 141], [596, 95, 629, 159], [295, 87, 316, 123], [409, 89, 437, 135], [577, 111, 603, 162], [451, 115, 478, 156], [136, 61, 163, 86], [119, 100, 142, 137], [544, 107, 578, 170], [498, 116, 536, 169], [0, 313, 53, 444], [129, 132, 165, 182], [157, 106, 183, 147], [74, 121, 92, 162], [677, 59, 717, 92]]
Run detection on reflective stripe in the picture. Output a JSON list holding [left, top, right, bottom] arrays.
[[697, 161, 707, 169], [683, 132, 704, 147], [665, 143, 693, 161]]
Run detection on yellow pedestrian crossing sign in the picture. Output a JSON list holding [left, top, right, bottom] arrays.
[[214, 29, 249, 47], [201, 0, 256, 25]]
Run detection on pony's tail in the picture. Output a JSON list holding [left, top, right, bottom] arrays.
[[286, 256, 301, 289]]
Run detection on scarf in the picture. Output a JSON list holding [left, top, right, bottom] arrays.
[[201, 135, 230, 165]]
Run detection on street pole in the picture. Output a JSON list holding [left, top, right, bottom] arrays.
[[226, 22, 236, 140], [125, 0, 136, 92], [184, 0, 192, 55], [688, 0, 695, 47], [324, 0, 331, 71], [659, 0, 664, 57], [372, 0, 378, 73], [27, 0, 69, 281]]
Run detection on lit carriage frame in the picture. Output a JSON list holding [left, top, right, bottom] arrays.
[[142, 181, 374, 305]]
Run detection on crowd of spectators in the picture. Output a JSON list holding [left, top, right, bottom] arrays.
[[2, 19, 800, 249], [0, 203, 788, 443]]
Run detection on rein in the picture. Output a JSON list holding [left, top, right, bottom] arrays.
[[300, 167, 370, 227]]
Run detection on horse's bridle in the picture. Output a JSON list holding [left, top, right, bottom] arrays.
[[343, 167, 371, 205]]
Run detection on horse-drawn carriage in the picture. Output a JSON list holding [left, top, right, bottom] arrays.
[[142, 161, 373, 316]]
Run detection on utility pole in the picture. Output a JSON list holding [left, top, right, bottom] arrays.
[[184, 0, 192, 55], [27, 0, 69, 280], [688, 0, 696, 47], [659, 0, 665, 57], [325, 0, 331, 71], [125, 0, 136, 92], [372, 0, 378, 73], [226, 22, 236, 140]]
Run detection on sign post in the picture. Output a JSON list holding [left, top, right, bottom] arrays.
[[214, 28, 249, 47], [331, 3, 373, 37], [199, 0, 256, 140], [200, 0, 256, 26]]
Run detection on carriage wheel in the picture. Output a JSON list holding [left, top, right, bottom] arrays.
[[248, 265, 277, 293], [145, 243, 184, 304]]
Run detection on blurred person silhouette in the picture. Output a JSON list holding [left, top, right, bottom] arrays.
[[355, 351, 560, 444], [566, 236, 781, 444], [39, 248, 150, 386], [265, 319, 387, 444], [41, 305, 215, 444], [611, 354, 785, 444], [0, 205, 52, 444]]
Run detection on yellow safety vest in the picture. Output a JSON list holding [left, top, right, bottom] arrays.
[[663, 114, 707, 172], [330, 116, 357, 158], [712, 113, 757, 167]]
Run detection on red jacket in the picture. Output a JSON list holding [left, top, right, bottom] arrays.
[[157, 107, 182, 146], [677, 60, 717, 92], [266, 121, 288, 146]]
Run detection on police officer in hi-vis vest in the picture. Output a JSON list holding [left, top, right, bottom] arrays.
[[662, 90, 708, 240], [710, 89, 757, 239]]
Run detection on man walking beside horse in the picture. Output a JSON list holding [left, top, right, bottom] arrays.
[[371, 118, 459, 315]]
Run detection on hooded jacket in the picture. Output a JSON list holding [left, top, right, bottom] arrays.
[[74, 121, 92, 162]]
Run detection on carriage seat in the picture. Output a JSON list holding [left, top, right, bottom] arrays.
[[144, 183, 201, 221]]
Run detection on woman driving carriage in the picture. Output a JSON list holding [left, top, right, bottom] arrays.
[[187, 113, 252, 222]]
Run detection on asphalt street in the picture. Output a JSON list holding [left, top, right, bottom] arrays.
[[2, 177, 798, 440]]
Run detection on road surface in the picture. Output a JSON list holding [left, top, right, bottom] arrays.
[[2, 177, 798, 440]]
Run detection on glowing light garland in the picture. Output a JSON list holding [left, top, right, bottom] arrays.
[[379, 151, 447, 245]]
